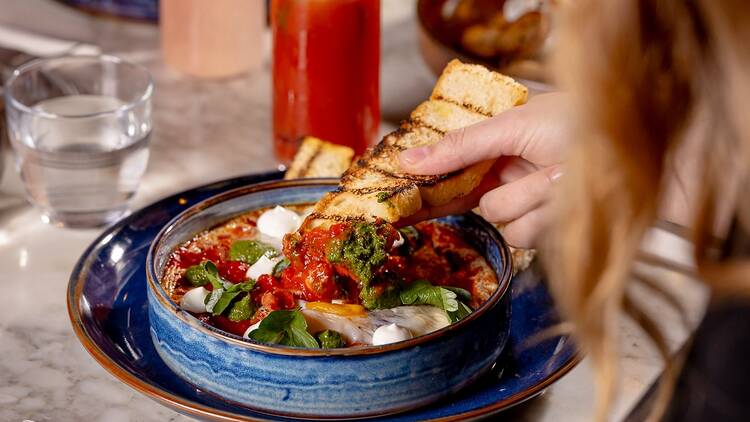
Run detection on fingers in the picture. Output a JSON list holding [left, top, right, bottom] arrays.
[[501, 207, 548, 249], [399, 93, 569, 175], [478, 166, 561, 223], [395, 170, 500, 228], [494, 156, 540, 185]]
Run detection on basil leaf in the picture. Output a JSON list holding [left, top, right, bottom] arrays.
[[287, 326, 320, 348], [229, 240, 277, 265], [228, 295, 255, 322], [247, 309, 320, 348], [185, 260, 224, 289], [317, 330, 345, 348], [447, 301, 472, 323], [399, 280, 459, 312], [255, 309, 298, 331], [443, 286, 471, 302], [204, 288, 224, 313], [225, 279, 257, 293], [272, 258, 290, 277], [211, 290, 242, 316], [248, 327, 287, 344]]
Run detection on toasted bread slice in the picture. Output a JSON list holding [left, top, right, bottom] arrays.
[[305, 157, 424, 228], [308, 186, 422, 228], [284, 136, 355, 179], [431, 59, 528, 115], [301, 60, 528, 230], [410, 99, 488, 134]]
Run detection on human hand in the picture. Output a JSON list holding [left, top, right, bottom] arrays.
[[398, 93, 569, 248]]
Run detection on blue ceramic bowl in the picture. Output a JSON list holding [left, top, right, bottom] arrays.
[[146, 179, 513, 419]]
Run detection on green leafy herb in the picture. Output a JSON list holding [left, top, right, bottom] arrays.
[[317, 330, 345, 348], [327, 223, 387, 284], [399, 279, 459, 312], [205, 280, 257, 316], [229, 240, 277, 265], [247, 309, 319, 348], [447, 301, 472, 323], [398, 226, 419, 242], [185, 260, 224, 289], [376, 191, 391, 203], [272, 257, 290, 277], [443, 286, 472, 302], [211, 290, 241, 315], [399, 280, 473, 323], [226, 279, 257, 293], [360, 282, 403, 310], [204, 288, 224, 312], [228, 295, 255, 322]]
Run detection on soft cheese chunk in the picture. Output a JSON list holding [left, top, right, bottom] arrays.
[[257, 206, 302, 239], [246, 255, 282, 280], [181, 287, 209, 313]]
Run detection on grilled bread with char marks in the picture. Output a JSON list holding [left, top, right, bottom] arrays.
[[284, 136, 355, 179], [302, 60, 528, 230]]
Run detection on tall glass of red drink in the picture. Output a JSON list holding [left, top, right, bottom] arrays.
[[272, 0, 380, 163]]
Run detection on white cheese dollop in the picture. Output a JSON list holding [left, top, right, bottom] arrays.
[[180, 287, 209, 313], [246, 254, 282, 280], [372, 323, 413, 346], [243, 320, 262, 338], [257, 205, 302, 240]]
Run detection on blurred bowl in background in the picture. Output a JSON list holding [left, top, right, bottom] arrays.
[[417, 0, 554, 92]]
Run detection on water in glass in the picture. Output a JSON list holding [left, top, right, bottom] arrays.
[[12, 94, 150, 227]]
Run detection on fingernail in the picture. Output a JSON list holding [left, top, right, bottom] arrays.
[[550, 168, 563, 182], [400, 147, 429, 165]]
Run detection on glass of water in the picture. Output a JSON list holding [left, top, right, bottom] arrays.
[[4, 55, 153, 228]]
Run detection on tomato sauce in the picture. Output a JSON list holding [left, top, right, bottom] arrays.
[[161, 206, 497, 337], [281, 223, 349, 302]]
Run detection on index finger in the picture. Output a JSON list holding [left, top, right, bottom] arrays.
[[398, 93, 568, 175]]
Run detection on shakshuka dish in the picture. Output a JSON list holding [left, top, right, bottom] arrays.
[[161, 205, 498, 348]]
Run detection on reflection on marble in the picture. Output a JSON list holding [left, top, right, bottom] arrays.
[[0, 1, 708, 421]]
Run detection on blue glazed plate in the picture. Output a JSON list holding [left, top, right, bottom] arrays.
[[68, 171, 580, 421]]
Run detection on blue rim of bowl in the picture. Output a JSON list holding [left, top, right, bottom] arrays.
[[145, 178, 513, 357]]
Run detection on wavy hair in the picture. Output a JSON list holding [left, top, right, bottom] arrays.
[[547, 0, 750, 419]]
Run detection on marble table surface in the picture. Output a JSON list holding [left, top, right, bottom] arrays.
[[0, 1, 708, 421]]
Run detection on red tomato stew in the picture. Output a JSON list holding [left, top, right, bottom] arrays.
[[161, 205, 498, 348]]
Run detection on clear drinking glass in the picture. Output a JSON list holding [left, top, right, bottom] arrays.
[[4, 55, 153, 228]]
